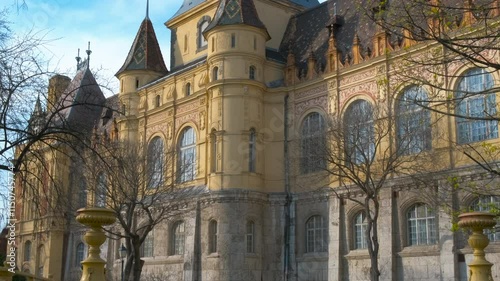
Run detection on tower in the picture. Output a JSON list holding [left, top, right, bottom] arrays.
[[116, 1, 168, 142], [204, 0, 270, 191]]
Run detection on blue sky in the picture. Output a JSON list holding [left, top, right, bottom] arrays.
[[6, 0, 326, 95]]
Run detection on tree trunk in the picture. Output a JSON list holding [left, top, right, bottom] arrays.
[[132, 244, 144, 281]]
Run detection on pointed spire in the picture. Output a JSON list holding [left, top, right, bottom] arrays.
[[116, 15, 168, 77], [146, 0, 150, 19], [203, 0, 270, 40], [86, 42, 92, 69], [75, 48, 81, 70]]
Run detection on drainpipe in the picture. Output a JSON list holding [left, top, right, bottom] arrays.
[[283, 94, 292, 281]]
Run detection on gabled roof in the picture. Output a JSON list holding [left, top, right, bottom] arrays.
[[204, 0, 269, 37], [116, 18, 168, 77]]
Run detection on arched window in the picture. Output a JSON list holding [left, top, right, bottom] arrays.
[[147, 137, 164, 188], [95, 173, 106, 207], [246, 220, 255, 253], [209, 220, 218, 253], [178, 127, 196, 183], [353, 212, 367, 249], [397, 86, 431, 155], [185, 83, 191, 96], [198, 18, 209, 48], [249, 66, 256, 80], [471, 196, 500, 241], [301, 112, 326, 174], [407, 203, 436, 246], [155, 95, 161, 108], [211, 130, 217, 173], [37, 244, 45, 277], [172, 221, 185, 255], [456, 68, 497, 143], [305, 215, 327, 253], [75, 243, 85, 267], [24, 240, 31, 261], [249, 129, 256, 172], [212, 67, 219, 81], [344, 100, 375, 165], [142, 231, 154, 257]]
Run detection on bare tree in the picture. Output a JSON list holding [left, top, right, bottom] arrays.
[[82, 137, 201, 281], [306, 98, 439, 281]]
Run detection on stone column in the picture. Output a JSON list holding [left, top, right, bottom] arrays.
[[76, 207, 116, 281], [458, 211, 497, 281]]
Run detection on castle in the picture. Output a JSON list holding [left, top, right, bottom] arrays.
[[14, 0, 500, 280]]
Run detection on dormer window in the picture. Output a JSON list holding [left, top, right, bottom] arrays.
[[197, 16, 211, 51]]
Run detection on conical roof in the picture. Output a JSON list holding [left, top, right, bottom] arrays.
[[116, 17, 168, 77], [204, 0, 269, 38]]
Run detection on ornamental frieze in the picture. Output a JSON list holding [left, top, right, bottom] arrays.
[[295, 84, 327, 100], [146, 123, 168, 141], [294, 95, 328, 118], [340, 68, 377, 86], [177, 99, 199, 114], [175, 112, 198, 128], [339, 81, 377, 106]]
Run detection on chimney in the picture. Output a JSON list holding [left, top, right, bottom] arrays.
[[47, 75, 71, 113]]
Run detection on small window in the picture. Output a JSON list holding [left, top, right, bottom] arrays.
[[185, 83, 191, 96], [135, 79, 139, 89], [212, 37, 215, 52], [253, 36, 257, 51], [407, 203, 436, 246], [172, 221, 185, 255], [306, 215, 327, 253], [199, 21, 209, 48], [213, 67, 219, 81], [75, 243, 85, 266], [209, 220, 218, 253], [24, 240, 32, 261], [353, 212, 367, 249], [246, 221, 255, 253], [121, 103, 126, 115], [249, 129, 256, 172], [231, 33, 236, 48], [155, 95, 161, 108], [249, 66, 256, 80], [184, 35, 188, 53], [211, 130, 217, 173], [142, 232, 154, 257]]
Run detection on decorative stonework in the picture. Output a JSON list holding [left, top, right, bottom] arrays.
[[176, 112, 198, 128], [340, 68, 376, 86], [146, 123, 168, 140], [295, 84, 328, 101], [295, 95, 328, 118], [177, 99, 198, 115], [339, 81, 377, 106]]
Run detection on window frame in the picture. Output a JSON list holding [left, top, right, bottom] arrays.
[[171, 221, 185, 255], [246, 220, 255, 253], [396, 86, 432, 155], [24, 240, 32, 262], [209, 220, 218, 254], [249, 129, 256, 172], [178, 127, 197, 183], [353, 211, 368, 250], [455, 68, 498, 144], [147, 136, 165, 189], [344, 100, 375, 165], [141, 231, 154, 257], [197, 16, 211, 51], [249, 66, 256, 80], [95, 172, 107, 207], [407, 203, 437, 246], [300, 112, 326, 174], [75, 243, 85, 267], [305, 215, 327, 253]]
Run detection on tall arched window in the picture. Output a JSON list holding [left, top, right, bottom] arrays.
[[75, 243, 85, 267], [172, 221, 185, 255], [24, 240, 31, 261], [471, 196, 500, 241], [249, 66, 256, 80], [147, 137, 164, 188], [249, 129, 256, 172], [397, 86, 431, 155], [305, 215, 327, 253], [456, 68, 497, 143], [178, 127, 196, 183], [353, 212, 367, 249], [209, 220, 218, 253], [344, 100, 375, 165], [212, 67, 219, 81], [407, 203, 436, 246], [95, 173, 106, 207], [142, 231, 154, 257], [301, 112, 325, 174], [246, 220, 255, 253]]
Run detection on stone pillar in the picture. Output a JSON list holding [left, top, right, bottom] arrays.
[[458, 212, 497, 281], [378, 189, 394, 281], [76, 207, 116, 281], [328, 196, 341, 280]]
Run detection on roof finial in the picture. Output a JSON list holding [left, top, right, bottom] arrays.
[[75, 48, 81, 70], [86, 41, 92, 68], [146, 0, 150, 19]]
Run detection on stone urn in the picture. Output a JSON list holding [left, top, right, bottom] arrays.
[[458, 211, 497, 281], [76, 207, 116, 281]]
